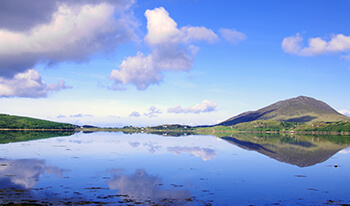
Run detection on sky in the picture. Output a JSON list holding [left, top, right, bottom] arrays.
[[0, 0, 349, 127]]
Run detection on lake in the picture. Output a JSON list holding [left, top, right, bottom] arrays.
[[0, 131, 349, 205]]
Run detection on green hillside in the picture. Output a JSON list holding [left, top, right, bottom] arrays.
[[229, 120, 350, 133], [0, 114, 76, 130], [218, 96, 350, 126]]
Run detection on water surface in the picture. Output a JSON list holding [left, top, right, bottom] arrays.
[[0, 132, 349, 205]]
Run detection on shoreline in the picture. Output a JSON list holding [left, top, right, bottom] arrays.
[[0, 128, 349, 136], [0, 128, 76, 131]]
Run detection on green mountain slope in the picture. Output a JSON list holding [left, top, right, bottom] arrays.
[[218, 96, 349, 126], [0, 114, 76, 129]]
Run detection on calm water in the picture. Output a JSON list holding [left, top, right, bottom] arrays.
[[0, 132, 349, 205]]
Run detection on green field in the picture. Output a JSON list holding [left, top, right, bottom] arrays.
[[195, 120, 350, 134]]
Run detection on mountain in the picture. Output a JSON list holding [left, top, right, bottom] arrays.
[[218, 96, 349, 126], [0, 114, 76, 130]]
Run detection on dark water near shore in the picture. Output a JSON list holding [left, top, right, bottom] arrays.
[[0, 132, 349, 205]]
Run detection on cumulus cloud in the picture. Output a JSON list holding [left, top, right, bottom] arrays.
[[129, 111, 141, 117], [219, 28, 247, 44], [0, 0, 135, 32], [110, 7, 245, 90], [339, 109, 350, 117], [168, 100, 217, 114], [0, 2, 136, 78], [167, 146, 217, 161], [107, 169, 191, 204], [109, 52, 161, 90], [0, 69, 71, 98], [144, 106, 162, 118], [144, 7, 217, 45], [0, 0, 136, 97], [282, 33, 350, 56], [0, 159, 68, 189]]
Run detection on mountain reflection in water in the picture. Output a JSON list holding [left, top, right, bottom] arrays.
[[219, 133, 350, 167], [0, 131, 349, 205]]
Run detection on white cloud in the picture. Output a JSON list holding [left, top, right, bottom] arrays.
[[144, 7, 217, 46], [144, 106, 162, 118], [0, 1, 137, 99], [168, 100, 217, 114], [167, 146, 217, 161], [110, 7, 244, 90], [0, 0, 135, 32], [129, 111, 141, 117], [0, 3, 136, 78], [282, 33, 350, 56], [179, 26, 218, 44], [219, 28, 247, 44], [144, 7, 180, 46], [69, 114, 94, 118], [109, 52, 161, 90], [0, 69, 71, 98], [339, 109, 350, 117]]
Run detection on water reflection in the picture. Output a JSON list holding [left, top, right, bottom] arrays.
[[167, 146, 217, 161], [128, 141, 162, 153], [0, 159, 68, 189], [0, 132, 349, 205], [220, 133, 350, 167], [129, 141, 141, 148], [143, 142, 162, 153], [340, 147, 350, 154], [0, 130, 74, 144], [107, 169, 192, 205]]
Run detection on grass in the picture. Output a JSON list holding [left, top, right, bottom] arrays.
[[0, 114, 76, 130], [195, 120, 350, 135]]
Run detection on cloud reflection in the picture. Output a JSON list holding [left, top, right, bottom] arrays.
[[143, 142, 161, 153], [129, 141, 140, 148], [0, 159, 68, 189], [167, 146, 217, 161], [107, 169, 191, 204], [339, 147, 350, 154]]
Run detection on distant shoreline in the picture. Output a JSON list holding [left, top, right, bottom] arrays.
[[0, 128, 76, 131], [196, 129, 350, 135], [1, 128, 348, 136]]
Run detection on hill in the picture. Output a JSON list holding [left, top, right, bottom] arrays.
[[0, 114, 76, 130], [218, 96, 349, 126]]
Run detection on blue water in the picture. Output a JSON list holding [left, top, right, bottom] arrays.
[[0, 132, 349, 205]]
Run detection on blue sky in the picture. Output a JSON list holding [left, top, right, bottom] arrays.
[[0, 0, 349, 126]]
